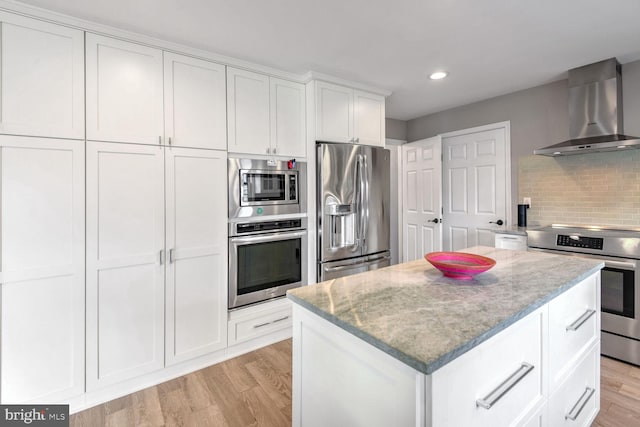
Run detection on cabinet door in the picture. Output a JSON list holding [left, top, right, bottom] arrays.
[[270, 78, 305, 157], [315, 81, 353, 143], [227, 67, 270, 155], [165, 148, 227, 365], [164, 53, 227, 150], [354, 90, 385, 147], [0, 12, 84, 139], [0, 136, 84, 403], [86, 142, 165, 390], [86, 34, 163, 145]]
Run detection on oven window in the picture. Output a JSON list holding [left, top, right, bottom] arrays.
[[246, 173, 286, 202], [237, 238, 301, 295], [601, 267, 635, 318]]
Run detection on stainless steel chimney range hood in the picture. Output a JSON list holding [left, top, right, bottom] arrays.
[[534, 58, 640, 156]]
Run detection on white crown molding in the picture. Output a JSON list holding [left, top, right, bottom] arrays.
[[302, 71, 392, 97], [0, 0, 307, 82]]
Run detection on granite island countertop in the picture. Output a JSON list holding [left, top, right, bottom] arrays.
[[287, 246, 603, 375]]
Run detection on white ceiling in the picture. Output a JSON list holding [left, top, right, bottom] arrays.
[[14, 0, 640, 121]]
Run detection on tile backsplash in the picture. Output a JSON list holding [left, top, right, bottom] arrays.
[[518, 151, 640, 227]]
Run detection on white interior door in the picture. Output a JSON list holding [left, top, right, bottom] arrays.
[[165, 148, 227, 365], [401, 136, 442, 262], [442, 124, 509, 251]]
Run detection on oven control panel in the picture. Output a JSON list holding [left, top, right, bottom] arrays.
[[557, 234, 604, 250]]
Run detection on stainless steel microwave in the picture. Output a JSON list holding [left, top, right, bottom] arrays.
[[228, 158, 306, 219]]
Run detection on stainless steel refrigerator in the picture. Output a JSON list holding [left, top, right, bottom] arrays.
[[317, 142, 391, 281]]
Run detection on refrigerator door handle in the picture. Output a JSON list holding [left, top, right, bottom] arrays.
[[361, 154, 369, 251], [323, 254, 391, 273]]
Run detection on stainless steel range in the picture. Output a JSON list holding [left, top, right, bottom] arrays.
[[528, 224, 640, 366]]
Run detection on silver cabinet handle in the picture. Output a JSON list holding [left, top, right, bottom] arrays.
[[159, 250, 165, 265], [273, 147, 277, 154], [476, 363, 534, 409], [253, 315, 290, 329], [566, 309, 596, 331], [169, 249, 174, 263], [158, 136, 162, 145], [499, 236, 519, 240], [168, 137, 172, 146], [355, 137, 360, 143], [565, 387, 595, 421], [266, 148, 270, 154]]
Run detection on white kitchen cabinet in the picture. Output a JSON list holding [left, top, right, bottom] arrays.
[[86, 142, 165, 390], [164, 53, 227, 150], [227, 67, 271, 155], [86, 34, 164, 145], [315, 81, 385, 147], [0, 136, 84, 403], [353, 90, 385, 146], [227, 67, 306, 157], [0, 12, 84, 139], [271, 77, 306, 157], [165, 148, 227, 365]]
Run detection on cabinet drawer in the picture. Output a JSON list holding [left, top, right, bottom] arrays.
[[549, 273, 599, 389], [228, 299, 292, 345], [431, 308, 545, 427], [548, 344, 599, 427]]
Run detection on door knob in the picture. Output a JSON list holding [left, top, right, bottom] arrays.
[[490, 219, 504, 226], [429, 218, 440, 224]]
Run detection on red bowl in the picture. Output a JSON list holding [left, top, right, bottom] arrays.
[[424, 252, 496, 280]]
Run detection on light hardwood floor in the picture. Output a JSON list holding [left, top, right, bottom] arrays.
[[71, 340, 639, 426]]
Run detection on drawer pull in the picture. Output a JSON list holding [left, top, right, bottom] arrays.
[[566, 309, 596, 332], [476, 363, 534, 409], [565, 387, 595, 421], [253, 315, 290, 329]]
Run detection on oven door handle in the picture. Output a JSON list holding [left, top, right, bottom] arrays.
[[230, 230, 307, 244], [604, 259, 637, 270]]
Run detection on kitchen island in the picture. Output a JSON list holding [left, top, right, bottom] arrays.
[[287, 247, 603, 427]]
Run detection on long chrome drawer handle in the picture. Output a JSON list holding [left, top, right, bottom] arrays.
[[565, 387, 595, 421], [476, 363, 534, 409], [566, 309, 596, 332]]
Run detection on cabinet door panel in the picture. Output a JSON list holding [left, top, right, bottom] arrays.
[[315, 81, 352, 143], [227, 67, 270, 155], [0, 13, 84, 139], [165, 148, 227, 364], [86, 34, 163, 145], [164, 53, 226, 150], [0, 136, 84, 403], [271, 78, 305, 157], [86, 142, 164, 389], [354, 90, 385, 147]]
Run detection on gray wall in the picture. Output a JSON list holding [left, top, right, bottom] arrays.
[[386, 118, 408, 141], [405, 59, 640, 223]]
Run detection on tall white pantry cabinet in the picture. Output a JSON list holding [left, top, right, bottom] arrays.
[[0, 13, 85, 403]]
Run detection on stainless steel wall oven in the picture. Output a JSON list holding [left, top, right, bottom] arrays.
[[227, 157, 308, 309], [228, 218, 307, 309]]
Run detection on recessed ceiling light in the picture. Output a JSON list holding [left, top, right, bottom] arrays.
[[429, 71, 448, 80]]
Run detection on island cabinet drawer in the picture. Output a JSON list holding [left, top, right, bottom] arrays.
[[548, 344, 599, 427], [228, 298, 292, 345], [431, 308, 545, 427], [548, 272, 599, 389]]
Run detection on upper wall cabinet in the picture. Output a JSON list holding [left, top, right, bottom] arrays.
[[164, 53, 227, 151], [227, 67, 305, 157], [86, 34, 164, 145], [0, 12, 84, 139], [315, 81, 385, 147]]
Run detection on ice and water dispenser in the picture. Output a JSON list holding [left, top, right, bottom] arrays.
[[326, 203, 356, 249]]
